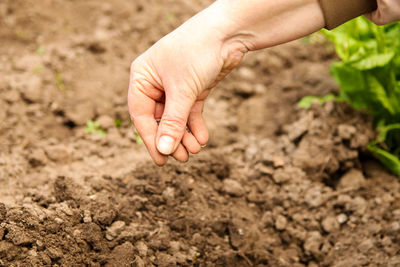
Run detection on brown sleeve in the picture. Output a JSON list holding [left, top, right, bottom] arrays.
[[319, 0, 377, 30]]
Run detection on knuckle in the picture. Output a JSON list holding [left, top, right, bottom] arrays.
[[161, 116, 187, 134]]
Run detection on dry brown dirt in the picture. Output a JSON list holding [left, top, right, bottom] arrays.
[[1, 0, 400, 266]]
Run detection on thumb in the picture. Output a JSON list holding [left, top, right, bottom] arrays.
[[156, 88, 197, 155]]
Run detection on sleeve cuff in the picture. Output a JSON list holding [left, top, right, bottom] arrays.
[[319, 0, 377, 30]]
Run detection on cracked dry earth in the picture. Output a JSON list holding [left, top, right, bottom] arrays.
[[1, 0, 400, 266]]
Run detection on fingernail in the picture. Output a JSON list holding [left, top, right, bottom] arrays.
[[157, 136, 175, 155]]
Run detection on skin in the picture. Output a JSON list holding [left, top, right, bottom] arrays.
[[365, 0, 400, 25], [128, 0, 399, 166]]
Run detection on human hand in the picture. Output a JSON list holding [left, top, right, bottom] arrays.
[[128, 1, 248, 165], [128, 0, 325, 166], [365, 0, 400, 25]]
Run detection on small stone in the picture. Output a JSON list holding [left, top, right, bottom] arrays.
[[28, 249, 38, 257], [275, 215, 287, 231], [28, 149, 48, 167], [222, 179, 245, 197], [46, 247, 63, 260], [337, 214, 348, 224], [273, 166, 305, 184], [304, 231, 323, 257], [162, 187, 175, 201], [169, 240, 180, 253], [106, 221, 126, 240], [357, 239, 374, 253], [97, 115, 114, 129], [322, 216, 339, 233], [46, 145, 70, 163], [337, 124, 357, 140], [388, 256, 400, 267], [58, 202, 73, 216], [192, 233, 202, 244], [83, 210, 92, 223], [136, 241, 148, 257], [54, 218, 63, 224], [157, 252, 176, 266], [238, 67, 256, 80], [261, 211, 274, 227], [108, 242, 136, 265], [305, 187, 324, 208], [389, 221, 400, 234], [20, 76, 42, 103], [338, 169, 366, 191]]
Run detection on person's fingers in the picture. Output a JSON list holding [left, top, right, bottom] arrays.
[[188, 101, 209, 146], [171, 143, 189, 162], [128, 66, 168, 166], [156, 88, 197, 155], [182, 131, 201, 154]]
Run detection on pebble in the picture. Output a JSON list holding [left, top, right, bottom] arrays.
[[337, 124, 357, 139], [106, 221, 126, 240], [238, 67, 256, 80], [304, 231, 323, 257], [46, 145, 70, 163], [169, 240, 180, 253], [222, 179, 245, 197], [388, 256, 400, 267], [261, 211, 274, 227], [54, 218, 63, 224], [58, 202, 73, 216], [357, 239, 374, 253], [336, 213, 348, 224], [305, 187, 324, 208], [19, 76, 42, 103], [275, 215, 288, 231], [83, 210, 92, 223], [28, 149, 48, 166], [97, 115, 114, 129], [322, 216, 340, 233], [389, 221, 400, 234], [46, 247, 63, 260], [136, 241, 148, 257], [338, 169, 366, 191]]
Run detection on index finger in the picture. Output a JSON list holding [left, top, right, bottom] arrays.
[[128, 80, 168, 166]]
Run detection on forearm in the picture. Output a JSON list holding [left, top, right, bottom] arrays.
[[213, 0, 325, 51]]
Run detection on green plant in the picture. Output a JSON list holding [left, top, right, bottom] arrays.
[[56, 72, 67, 91], [320, 17, 400, 176], [298, 93, 335, 109], [114, 119, 122, 127], [84, 120, 106, 137]]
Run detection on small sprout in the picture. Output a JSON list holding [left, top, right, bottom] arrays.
[[33, 65, 43, 74], [56, 73, 67, 91], [166, 12, 176, 22], [298, 94, 335, 109], [114, 120, 122, 127], [36, 46, 45, 55], [133, 128, 143, 144], [84, 120, 106, 137]]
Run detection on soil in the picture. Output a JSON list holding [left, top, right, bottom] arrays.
[[1, 0, 400, 266]]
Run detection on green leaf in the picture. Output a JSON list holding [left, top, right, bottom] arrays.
[[368, 142, 400, 177], [297, 94, 335, 109], [351, 52, 395, 70], [366, 73, 395, 115]]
